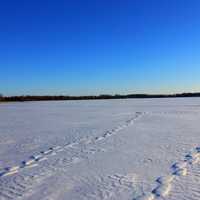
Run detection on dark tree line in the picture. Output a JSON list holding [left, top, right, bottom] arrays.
[[0, 93, 200, 102]]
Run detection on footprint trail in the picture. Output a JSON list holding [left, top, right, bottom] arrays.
[[134, 145, 200, 200]]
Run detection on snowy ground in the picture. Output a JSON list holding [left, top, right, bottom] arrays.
[[0, 98, 200, 200]]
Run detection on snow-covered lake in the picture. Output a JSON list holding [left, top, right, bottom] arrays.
[[0, 98, 200, 200]]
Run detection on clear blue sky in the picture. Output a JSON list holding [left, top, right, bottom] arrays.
[[1, 0, 200, 96]]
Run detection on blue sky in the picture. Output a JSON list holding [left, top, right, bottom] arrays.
[[0, 0, 200, 96]]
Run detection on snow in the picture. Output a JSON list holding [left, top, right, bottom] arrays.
[[0, 98, 200, 200]]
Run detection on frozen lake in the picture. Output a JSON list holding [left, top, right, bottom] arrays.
[[0, 98, 200, 200]]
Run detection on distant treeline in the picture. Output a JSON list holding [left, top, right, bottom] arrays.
[[1, 93, 200, 102]]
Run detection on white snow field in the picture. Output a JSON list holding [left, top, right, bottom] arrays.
[[0, 98, 200, 200]]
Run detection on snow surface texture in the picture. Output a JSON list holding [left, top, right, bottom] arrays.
[[0, 98, 200, 200]]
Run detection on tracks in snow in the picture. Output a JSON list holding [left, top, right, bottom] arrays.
[[1, 110, 199, 200], [0, 112, 143, 200], [134, 146, 200, 200], [0, 112, 143, 178]]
